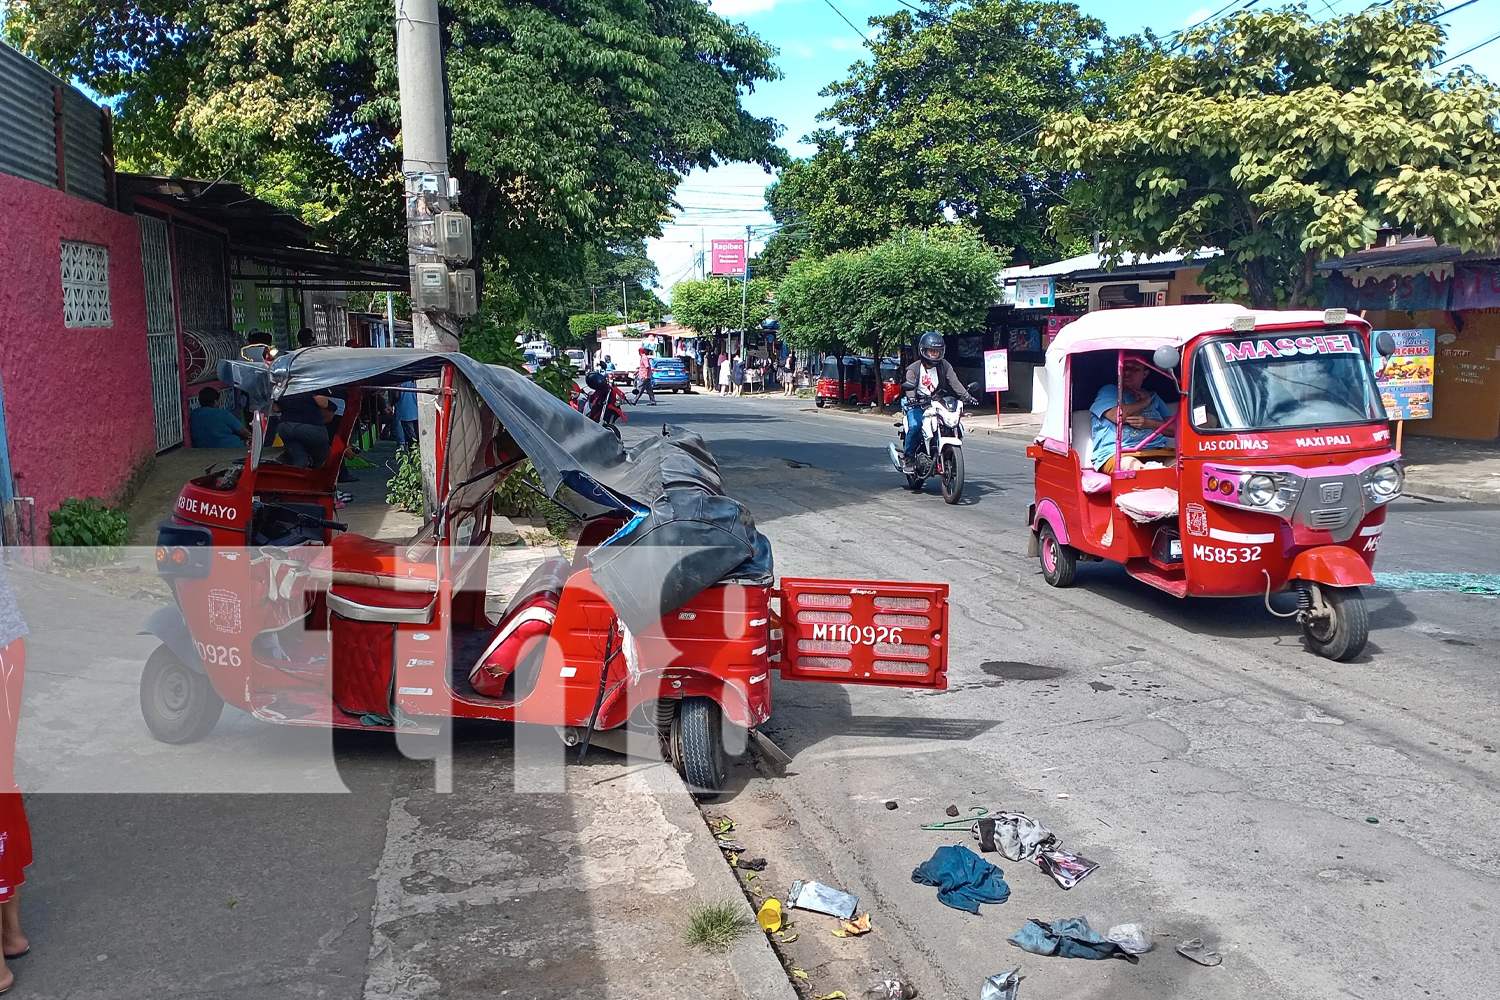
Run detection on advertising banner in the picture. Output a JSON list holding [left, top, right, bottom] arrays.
[[1014, 276, 1055, 310], [710, 239, 747, 276], [1372, 328, 1435, 420], [983, 349, 1009, 393]]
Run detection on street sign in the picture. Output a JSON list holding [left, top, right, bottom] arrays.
[[1372, 328, 1435, 420], [983, 349, 1009, 393], [710, 239, 747, 276]]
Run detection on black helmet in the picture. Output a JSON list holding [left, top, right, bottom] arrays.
[[585, 371, 610, 393], [917, 332, 945, 364]]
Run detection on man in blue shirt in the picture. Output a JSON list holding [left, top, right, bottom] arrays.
[[189, 387, 250, 449], [1090, 356, 1176, 472], [395, 382, 419, 447]]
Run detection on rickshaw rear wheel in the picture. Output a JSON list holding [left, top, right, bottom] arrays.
[[673, 697, 726, 797], [815, 396, 826, 408], [1301, 585, 1368, 662], [140, 645, 224, 744], [1038, 524, 1077, 588]]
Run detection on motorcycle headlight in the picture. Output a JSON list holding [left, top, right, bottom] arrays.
[[1243, 474, 1278, 507], [1369, 464, 1402, 498]]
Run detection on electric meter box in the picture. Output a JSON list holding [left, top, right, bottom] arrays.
[[436, 211, 473, 262], [412, 263, 450, 311], [449, 269, 478, 317]]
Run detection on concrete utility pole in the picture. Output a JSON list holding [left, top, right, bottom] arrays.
[[740, 224, 750, 365]]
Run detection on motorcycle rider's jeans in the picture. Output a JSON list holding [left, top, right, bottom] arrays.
[[904, 404, 923, 457]]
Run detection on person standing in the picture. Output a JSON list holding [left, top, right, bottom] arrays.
[[631, 347, 657, 406], [395, 382, 419, 448], [732, 353, 746, 397], [274, 390, 333, 468], [296, 328, 317, 349], [718, 353, 732, 396], [0, 556, 32, 995], [782, 353, 797, 396]]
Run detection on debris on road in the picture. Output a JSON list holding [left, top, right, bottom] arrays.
[[1035, 849, 1099, 890], [757, 898, 783, 933], [864, 979, 918, 998], [741, 857, 769, 871], [979, 968, 1025, 1000], [972, 812, 1057, 861], [1176, 937, 1223, 967], [886, 800, 900, 810], [1106, 923, 1155, 954], [715, 838, 747, 852], [788, 879, 860, 920], [945, 804, 961, 817], [921, 805, 988, 830], [1007, 917, 1140, 963], [911, 845, 1011, 913], [1366, 817, 1380, 824], [833, 913, 872, 937]]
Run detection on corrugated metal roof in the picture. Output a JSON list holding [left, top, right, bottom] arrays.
[[61, 85, 107, 204], [1003, 249, 1221, 283], [0, 42, 61, 189], [1316, 244, 1500, 271]]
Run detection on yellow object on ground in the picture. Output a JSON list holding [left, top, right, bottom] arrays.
[[756, 898, 782, 933]]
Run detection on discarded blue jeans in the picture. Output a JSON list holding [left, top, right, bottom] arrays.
[[911, 845, 1010, 914], [1007, 917, 1139, 963]]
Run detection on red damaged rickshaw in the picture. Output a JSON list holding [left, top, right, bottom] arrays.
[[140, 348, 948, 792], [1026, 305, 1403, 661]]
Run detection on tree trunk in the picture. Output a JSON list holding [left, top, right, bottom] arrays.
[[1292, 248, 1319, 308], [1241, 256, 1279, 309]]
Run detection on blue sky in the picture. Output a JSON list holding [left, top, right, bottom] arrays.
[[647, 0, 1500, 292]]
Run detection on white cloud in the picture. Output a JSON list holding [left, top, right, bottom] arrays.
[[647, 164, 779, 294], [708, 0, 794, 17]]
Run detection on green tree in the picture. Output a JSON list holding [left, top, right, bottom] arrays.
[[1040, 1, 1500, 308], [758, 0, 1138, 274], [778, 226, 1006, 381], [669, 277, 772, 342], [567, 312, 620, 345], [7, 0, 786, 302]]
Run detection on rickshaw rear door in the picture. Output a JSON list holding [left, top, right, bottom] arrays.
[[775, 578, 948, 690]]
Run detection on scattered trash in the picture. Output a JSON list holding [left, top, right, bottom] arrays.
[[756, 898, 783, 933], [788, 880, 860, 921], [1055, 793, 1070, 799], [1366, 817, 1379, 824], [946, 804, 961, 817], [742, 857, 768, 872], [922, 806, 988, 831], [711, 817, 736, 835], [1176, 937, 1222, 967], [911, 845, 1011, 913], [716, 838, 747, 852], [1007, 917, 1140, 963], [814, 992, 848, 1000], [793, 968, 810, 980], [979, 968, 1024, 1000], [833, 913, 872, 937], [1106, 923, 1155, 954], [972, 812, 1057, 861], [1035, 849, 1099, 890], [864, 980, 917, 999], [886, 800, 900, 810]]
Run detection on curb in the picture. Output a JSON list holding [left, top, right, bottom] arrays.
[[1400, 477, 1498, 503], [647, 766, 800, 1000], [801, 402, 1043, 442]]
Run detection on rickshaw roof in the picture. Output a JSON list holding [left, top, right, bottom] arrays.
[[1045, 304, 1353, 360]]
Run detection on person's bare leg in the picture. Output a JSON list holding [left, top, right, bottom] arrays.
[[2, 895, 26, 958], [1119, 455, 1145, 471]]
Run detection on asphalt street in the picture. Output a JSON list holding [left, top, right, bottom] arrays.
[[641, 391, 1500, 1000]]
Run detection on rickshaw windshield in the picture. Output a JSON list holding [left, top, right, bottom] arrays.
[[1190, 329, 1387, 432]]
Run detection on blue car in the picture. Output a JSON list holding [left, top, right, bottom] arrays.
[[650, 357, 692, 392]]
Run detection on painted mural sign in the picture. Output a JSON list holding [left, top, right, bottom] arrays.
[[1451, 265, 1500, 311], [1322, 271, 1450, 311], [1372, 328, 1435, 420]]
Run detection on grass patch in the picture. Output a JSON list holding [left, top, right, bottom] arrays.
[[685, 899, 753, 953]]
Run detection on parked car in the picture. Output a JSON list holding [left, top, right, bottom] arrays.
[[650, 356, 692, 392], [815, 357, 900, 407], [564, 349, 587, 369]]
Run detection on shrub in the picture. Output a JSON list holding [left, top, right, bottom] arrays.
[[48, 496, 130, 564]]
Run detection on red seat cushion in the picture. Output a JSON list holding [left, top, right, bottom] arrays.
[[468, 558, 573, 698], [330, 533, 436, 590]]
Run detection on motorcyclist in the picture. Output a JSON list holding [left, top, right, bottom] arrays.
[[583, 371, 615, 423], [900, 332, 978, 474]]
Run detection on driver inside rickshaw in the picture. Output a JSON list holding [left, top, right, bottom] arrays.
[[1090, 354, 1178, 473]]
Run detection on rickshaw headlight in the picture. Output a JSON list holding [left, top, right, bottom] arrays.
[[1369, 464, 1402, 498], [1244, 474, 1278, 507]]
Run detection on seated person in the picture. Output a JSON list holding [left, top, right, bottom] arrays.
[[1090, 355, 1176, 472], [189, 387, 250, 448]]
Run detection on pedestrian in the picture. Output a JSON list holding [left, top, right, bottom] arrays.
[[297, 327, 316, 349], [240, 328, 279, 363], [395, 381, 419, 448], [733, 353, 746, 397], [274, 389, 333, 468], [631, 347, 657, 406], [189, 386, 251, 449], [0, 555, 33, 996], [782, 352, 797, 396], [718, 353, 732, 396]]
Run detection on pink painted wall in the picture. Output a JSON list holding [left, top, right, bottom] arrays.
[[0, 172, 156, 540]]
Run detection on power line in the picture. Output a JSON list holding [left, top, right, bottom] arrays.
[[819, 0, 870, 44], [1436, 26, 1500, 65]]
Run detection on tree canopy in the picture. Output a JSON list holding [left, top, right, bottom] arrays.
[[669, 277, 773, 341], [777, 227, 1006, 362], [1040, 0, 1500, 307], [758, 0, 1138, 274], [6, 0, 786, 310]]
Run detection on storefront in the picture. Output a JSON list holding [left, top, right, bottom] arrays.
[[1319, 244, 1500, 441]]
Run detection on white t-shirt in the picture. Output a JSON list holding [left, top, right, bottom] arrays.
[[719, 359, 731, 382], [918, 364, 939, 395]]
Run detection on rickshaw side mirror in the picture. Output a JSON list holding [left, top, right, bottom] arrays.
[[1152, 346, 1181, 370], [1375, 331, 1396, 357]]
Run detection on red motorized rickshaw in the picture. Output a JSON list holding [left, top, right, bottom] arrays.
[[1026, 305, 1403, 661], [141, 348, 948, 792], [814, 357, 901, 408]]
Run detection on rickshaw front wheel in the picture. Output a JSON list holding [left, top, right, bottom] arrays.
[[815, 396, 826, 408], [1038, 524, 1077, 588], [672, 697, 726, 797], [1301, 585, 1368, 662], [140, 645, 225, 744]]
